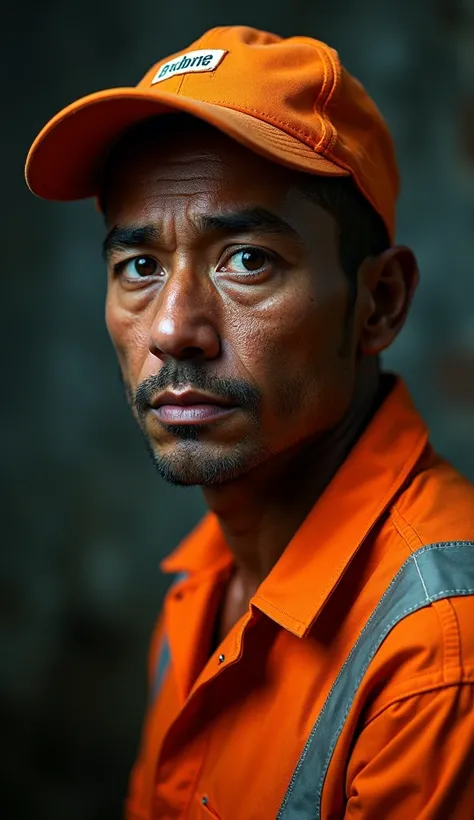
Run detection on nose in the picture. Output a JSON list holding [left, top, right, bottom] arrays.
[[148, 266, 221, 362]]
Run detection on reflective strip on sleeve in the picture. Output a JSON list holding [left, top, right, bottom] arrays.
[[277, 541, 474, 820]]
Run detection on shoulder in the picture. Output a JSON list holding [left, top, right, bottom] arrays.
[[357, 554, 474, 730], [363, 594, 474, 714], [362, 447, 474, 715], [391, 445, 474, 545]]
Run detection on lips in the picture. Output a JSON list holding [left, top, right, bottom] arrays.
[[150, 389, 236, 425]]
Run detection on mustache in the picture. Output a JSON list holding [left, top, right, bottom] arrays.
[[131, 361, 261, 418]]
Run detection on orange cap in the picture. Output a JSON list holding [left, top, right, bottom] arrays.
[[25, 26, 399, 240]]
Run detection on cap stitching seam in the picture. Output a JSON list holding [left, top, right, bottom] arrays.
[[319, 46, 340, 154], [177, 30, 210, 96], [317, 46, 394, 238], [197, 100, 319, 145], [312, 45, 332, 153], [313, 46, 328, 152]]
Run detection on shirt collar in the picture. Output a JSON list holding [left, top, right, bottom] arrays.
[[161, 378, 428, 636]]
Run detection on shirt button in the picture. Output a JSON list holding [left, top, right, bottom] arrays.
[[218, 653, 225, 664], [202, 796, 208, 806]]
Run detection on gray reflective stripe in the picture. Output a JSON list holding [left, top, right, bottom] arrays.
[[277, 541, 474, 820], [151, 636, 170, 701], [150, 572, 188, 701]]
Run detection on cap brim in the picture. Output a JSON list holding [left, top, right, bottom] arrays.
[[25, 87, 349, 201]]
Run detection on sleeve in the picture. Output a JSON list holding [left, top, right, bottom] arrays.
[[345, 683, 474, 819]]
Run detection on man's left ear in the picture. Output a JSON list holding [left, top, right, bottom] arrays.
[[356, 246, 419, 355]]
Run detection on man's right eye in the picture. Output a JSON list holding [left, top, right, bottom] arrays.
[[114, 256, 160, 278]]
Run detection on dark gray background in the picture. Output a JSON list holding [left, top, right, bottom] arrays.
[[3, 1, 474, 818]]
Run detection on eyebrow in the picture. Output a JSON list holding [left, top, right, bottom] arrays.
[[102, 225, 160, 261], [102, 207, 305, 260], [195, 208, 304, 244]]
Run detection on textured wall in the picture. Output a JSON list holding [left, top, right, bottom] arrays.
[[4, 0, 474, 817]]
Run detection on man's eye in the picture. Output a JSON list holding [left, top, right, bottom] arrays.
[[115, 256, 159, 278], [223, 248, 272, 276]]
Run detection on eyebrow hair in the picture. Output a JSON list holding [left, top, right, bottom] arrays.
[[102, 225, 160, 260], [195, 208, 304, 244], [102, 208, 305, 261]]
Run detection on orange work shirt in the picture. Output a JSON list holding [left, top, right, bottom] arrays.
[[126, 379, 474, 820]]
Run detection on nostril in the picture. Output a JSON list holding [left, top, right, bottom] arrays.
[[149, 319, 221, 361], [179, 346, 208, 360]]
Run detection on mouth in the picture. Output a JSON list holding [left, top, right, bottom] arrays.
[[150, 389, 237, 426]]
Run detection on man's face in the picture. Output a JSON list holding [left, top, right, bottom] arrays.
[[103, 120, 359, 486]]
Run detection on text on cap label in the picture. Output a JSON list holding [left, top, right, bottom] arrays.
[[151, 49, 227, 84]]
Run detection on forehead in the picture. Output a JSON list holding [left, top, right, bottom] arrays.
[[102, 118, 320, 223]]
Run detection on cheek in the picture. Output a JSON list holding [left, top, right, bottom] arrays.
[[229, 292, 337, 377], [228, 289, 354, 429], [105, 294, 151, 385]]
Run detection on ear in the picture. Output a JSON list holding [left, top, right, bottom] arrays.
[[356, 246, 419, 355]]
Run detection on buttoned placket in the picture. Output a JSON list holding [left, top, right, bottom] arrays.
[[152, 567, 258, 817]]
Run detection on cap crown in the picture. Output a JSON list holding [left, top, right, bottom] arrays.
[[138, 26, 399, 236]]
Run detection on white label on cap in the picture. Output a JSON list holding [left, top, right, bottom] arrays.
[[151, 49, 227, 84]]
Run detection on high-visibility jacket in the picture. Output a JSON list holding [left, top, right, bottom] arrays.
[[126, 378, 474, 820]]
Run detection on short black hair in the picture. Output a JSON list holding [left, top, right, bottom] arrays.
[[297, 174, 390, 299], [99, 113, 390, 297]]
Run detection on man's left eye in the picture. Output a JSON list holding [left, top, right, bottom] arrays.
[[223, 248, 271, 275]]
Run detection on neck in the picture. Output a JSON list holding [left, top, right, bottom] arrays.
[[202, 365, 388, 592]]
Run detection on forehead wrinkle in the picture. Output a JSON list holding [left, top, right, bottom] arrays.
[[154, 151, 225, 166], [107, 149, 312, 250], [139, 153, 226, 192]]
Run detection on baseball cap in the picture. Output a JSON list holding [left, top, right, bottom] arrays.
[[25, 25, 399, 240]]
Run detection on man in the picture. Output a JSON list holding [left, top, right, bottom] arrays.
[[26, 25, 474, 820]]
